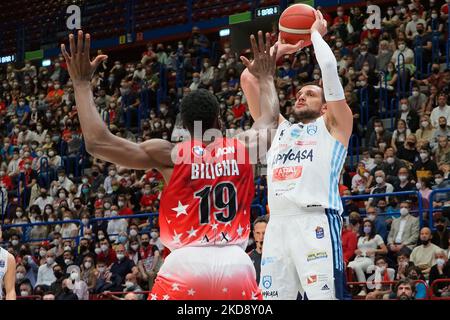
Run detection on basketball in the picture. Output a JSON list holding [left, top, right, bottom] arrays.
[[279, 4, 316, 47]]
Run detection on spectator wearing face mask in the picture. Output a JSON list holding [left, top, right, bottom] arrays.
[[432, 171, 450, 208], [109, 244, 136, 288], [410, 227, 441, 278], [66, 265, 89, 300], [416, 115, 435, 144], [393, 167, 416, 201], [430, 93, 450, 128], [365, 256, 395, 300], [431, 217, 449, 250], [80, 254, 97, 293], [355, 43, 377, 72], [369, 119, 392, 153], [348, 219, 388, 297], [397, 134, 419, 165], [366, 206, 388, 242], [107, 205, 128, 242], [56, 278, 79, 300], [387, 201, 419, 257], [413, 147, 438, 181], [429, 249, 450, 297], [36, 251, 57, 287], [104, 165, 121, 195], [18, 280, 33, 299], [369, 170, 394, 207], [96, 238, 117, 267]]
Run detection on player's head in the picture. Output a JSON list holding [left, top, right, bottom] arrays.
[[293, 84, 326, 123], [181, 89, 220, 136]]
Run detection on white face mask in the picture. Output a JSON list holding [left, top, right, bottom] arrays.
[[400, 207, 409, 216], [386, 157, 395, 165], [84, 261, 92, 269], [95, 248, 102, 255], [420, 152, 428, 161], [421, 121, 429, 128], [101, 244, 109, 252], [125, 281, 134, 288], [398, 175, 408, 182], [150, 231, 158, 239], [129, 229, 138, 237], [131, 244, 139, 251], [416, 182, 422, 189], [435, 178, 444, 185], [436, 258, 445, 266], [116, 253, 125, 260], [376, 176, 384, 184]]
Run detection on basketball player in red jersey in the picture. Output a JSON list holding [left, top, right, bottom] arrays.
[[61, 31, 279, 300]]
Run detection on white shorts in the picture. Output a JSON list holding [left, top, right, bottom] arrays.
[[260, 209, 347, 300]]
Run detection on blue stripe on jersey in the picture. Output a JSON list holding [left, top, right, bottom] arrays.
[[328, 141, 340, 209], [333, 145, 346, 209], [330, 143, 345, 209]]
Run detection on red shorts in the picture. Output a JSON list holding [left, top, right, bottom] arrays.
[[149, 245, 262, 300]]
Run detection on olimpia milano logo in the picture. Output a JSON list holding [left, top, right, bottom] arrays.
[[366, 5, 381, 30]]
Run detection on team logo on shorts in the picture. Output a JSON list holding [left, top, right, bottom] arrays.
[[306, 124, 318, 136], [315, 226, 324, 239], [262, 276, 272, 289], [0, 259, 5, 268], [192, 146, 204, 157]]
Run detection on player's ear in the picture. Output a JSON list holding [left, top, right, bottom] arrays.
[[321, 103, 328, 115]]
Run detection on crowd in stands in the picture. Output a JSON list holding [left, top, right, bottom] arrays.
[[0, 0, 450, 300]]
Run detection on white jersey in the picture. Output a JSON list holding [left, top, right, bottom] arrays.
[[267, 116, 347, 215], [0, 247, 8, 300]]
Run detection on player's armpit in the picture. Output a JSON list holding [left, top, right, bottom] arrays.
[[324, 100, 353, 148]]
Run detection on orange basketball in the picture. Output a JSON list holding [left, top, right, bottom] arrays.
[[279, 4, 316, 47]]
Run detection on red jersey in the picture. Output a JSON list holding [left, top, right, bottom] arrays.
[[159, 138, 254, 251]]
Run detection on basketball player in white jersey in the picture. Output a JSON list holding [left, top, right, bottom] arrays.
[[0, 228, 17, 300], [240, 10, 353, 300]]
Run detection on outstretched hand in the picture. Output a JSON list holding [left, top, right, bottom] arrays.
[[311, 9, 328, 37], [275, 34, 305, 57], [240, 31, 278, 79], [61, 30, 108, 84]]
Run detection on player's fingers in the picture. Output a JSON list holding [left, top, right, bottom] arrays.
[[250, 34, 258, 57], [85, 33, 91, 56], [240, 56, 251, 68], [272, 43, 278, 66], [77, 30, 83, 56], [92, 55, 108, 69], [295, 40, 304, 50], [265, 32, 271, 56], [61, 44, 71, 61], [318, 10, 324, 21], [258, 31, 265, 54], [69, 33, 76, 56], [314, 9, 319, 21]]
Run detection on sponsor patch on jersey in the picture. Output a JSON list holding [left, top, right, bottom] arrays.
[[295, 140, 317, 146], [306, 124, 318, 136], [261, 257, 276, 266], [290, 127, 302, 139], [307, 275, 317, 285], [262, 275, 272, 289], [272, 166, 303, 181], [307, 251, 328, 262], [192, 146, 204, 157], [0, 259, 5, 268], [315, 226, 324, 239]]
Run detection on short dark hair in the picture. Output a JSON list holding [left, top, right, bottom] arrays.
[[395, 278, 416, 294], [253, 215, 269, 228], [180, 89, 219, 134]]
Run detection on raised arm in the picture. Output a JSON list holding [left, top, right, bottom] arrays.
[[236, 32, 280, 161], [240, 35, 304, 123], [61, 31, 174, 177], [311, 10, 353, 148]]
